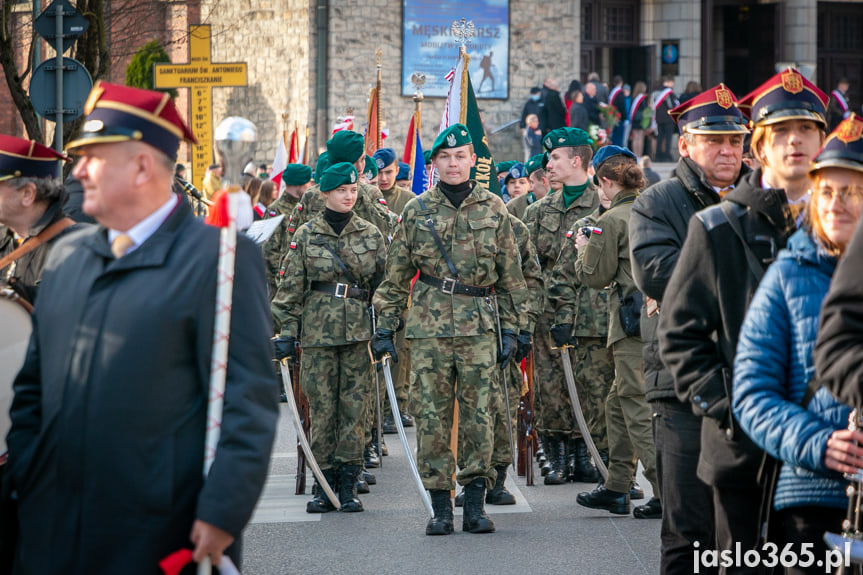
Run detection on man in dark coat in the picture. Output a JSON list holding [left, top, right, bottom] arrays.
[[659, 69, 828, 573], [539, 78, 567, 136], [5, 82, 279, 574], [629, 84, 750, 574]]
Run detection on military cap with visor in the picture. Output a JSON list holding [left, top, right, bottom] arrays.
[[668, 83, 749, 135], [319, 162, 358, 192], [430, 123, 472, 157], [738, 68, 829, 129], [809, 113, 863, 176], [282, 163, 312, 186], [66, 81, 197, 160], [326, 130, 365, 164], [543, 127, 593, 151], [0, 134, 68, 182]]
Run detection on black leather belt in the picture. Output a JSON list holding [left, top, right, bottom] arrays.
[[418, 271, 492, 297], [310, 281, 369, 300]]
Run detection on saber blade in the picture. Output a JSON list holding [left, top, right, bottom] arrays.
[[559, 346, 608, 480]]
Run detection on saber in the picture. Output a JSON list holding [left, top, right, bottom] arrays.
[[280, 360, 340, 509], [491, 296, 516, 471], [372, 348, 434, 517], [369, 306, 383, 468], [552, 341, 608, 480]]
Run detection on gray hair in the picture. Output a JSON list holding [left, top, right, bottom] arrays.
[[7, 176, 65, 205]]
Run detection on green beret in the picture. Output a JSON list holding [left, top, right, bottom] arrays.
[[496, 161, 517, 176], [327, 130, 365, 164], [423, 150, 432, 164], [313, 151, 331, 182], [430, 123, 472, 157], [541, 152, 549, 168], [542, 127, 592, 151], [525, 154, 545, 175], [363, 154, 378, 179], [282, 163, 312, 186], [319, 162, 358, 192]]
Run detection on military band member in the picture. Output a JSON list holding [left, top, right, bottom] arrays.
[[0, 136, 79, 305], [506, 153, 547, 221], [371, 124, 526, 536], [272, 162, 387, 514], [261, 163, 312, 300]]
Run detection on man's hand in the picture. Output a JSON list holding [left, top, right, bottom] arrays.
[[370, 328, 397, 363], [190, 519, 234, 566], [514, 330, 532, 362], [549, 324, 575, 349], [272, 336, 298, 361], [575, 231, 589, 250], [498, 329, 518, 370], [825, 428, 863, 475]]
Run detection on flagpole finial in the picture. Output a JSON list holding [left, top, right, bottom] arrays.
[[451, 18, 474, 54], [375, 47, 383, 69], [411, 72, 426, 104]]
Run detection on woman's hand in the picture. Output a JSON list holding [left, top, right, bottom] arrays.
[[575, 232, 589, 250], [825, 428, 863, 474]]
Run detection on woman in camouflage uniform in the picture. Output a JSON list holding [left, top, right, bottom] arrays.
[[272, 162, 387, 514]]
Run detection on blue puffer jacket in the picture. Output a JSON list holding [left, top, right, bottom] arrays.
[[734, 228, 850, 511]]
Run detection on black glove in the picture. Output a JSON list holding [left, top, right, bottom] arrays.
[[273, 336, 298, 361], [370, 328, 398, 363], [498, 329, 518, 371], [549, 324, 575, 349], [514, 330, 532, 363]]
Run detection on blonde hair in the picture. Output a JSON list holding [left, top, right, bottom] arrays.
[[751, 122, 825, 168]]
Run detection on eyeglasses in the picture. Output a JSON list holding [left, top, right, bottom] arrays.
[[815, 184, 863, 206]]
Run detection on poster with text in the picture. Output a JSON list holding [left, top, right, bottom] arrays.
[[402, 0, 509, 99]]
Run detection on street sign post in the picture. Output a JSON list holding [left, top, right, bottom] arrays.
[[29, 57, 93, 121]]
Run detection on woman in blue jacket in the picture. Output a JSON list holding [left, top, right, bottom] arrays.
[[733, 114, 863, 574]]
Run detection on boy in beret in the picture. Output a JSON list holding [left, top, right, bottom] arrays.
[[5, 82, 278, 572], [371, 123, 527, 536], [373, 148, 413, 215], [395, 162, 412, 190]]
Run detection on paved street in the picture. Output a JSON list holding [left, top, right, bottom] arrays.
[[242, 404, 661, 575]]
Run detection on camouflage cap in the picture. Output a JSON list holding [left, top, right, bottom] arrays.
[[430, 123, 472, 157], [319, 162, 358, 192], [363, 154, 378, 179], [281, 163, 312, 186], [525, 153, 545, 176], [326, 130, 365, 164], [543, 127, 592, 151]]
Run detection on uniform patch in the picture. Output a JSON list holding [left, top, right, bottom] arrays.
[[837, 118, 863, 144], [781, 69, 803, 94], [289, 242, 297, 249], [268, 210, 277, 217], [397, 214, 402, 223], [715, 86, 733, 109], [566, 230, 573, 238], [379, 198, 388, 205], [297, 204, 303, 211], [288, 227, 295, 233]]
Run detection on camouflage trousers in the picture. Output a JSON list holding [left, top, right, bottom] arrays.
[[366, 332, 411, 444], [573, 337, 615, 451], [533, 314, 575, 436], [302, 342, 372, 469], [604, 336, 658, 495], [491, 358, 524, 467], [410, 334, 497, 491]]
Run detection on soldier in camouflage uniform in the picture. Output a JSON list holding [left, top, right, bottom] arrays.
[[567, 147, 659, 517], [506, 154, 548, 221], [523, 128, 604, 486], [371, 124, 526, 536], [361, 154, 378, 186], [261, 163, 312, 299], [272, 162, 387, 514]]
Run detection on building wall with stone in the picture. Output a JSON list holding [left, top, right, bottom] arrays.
[[642, 0, 701, 90]]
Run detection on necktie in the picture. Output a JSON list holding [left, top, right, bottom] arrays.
[[111, 234, 134, 259]]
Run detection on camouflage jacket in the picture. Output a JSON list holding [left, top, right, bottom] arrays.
[[548, 206, 609, 340], [506, 192, 537, 222], [510, 214, 544, 334], [261, 192, 300, 299], [572, 190, 638, 346], [381, 184, 414, 215], [373, 181, 527, 338], [271, 213, 387, 346], [285, 181, 392, 243]]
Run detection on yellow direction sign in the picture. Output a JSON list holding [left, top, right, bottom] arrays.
[[154, 25, 247, 192]]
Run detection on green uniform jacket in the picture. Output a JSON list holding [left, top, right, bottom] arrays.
[[373, 181, 527, 338], [261, 192, 300, 298], [510, 214, 544, 334], [572, 189, 639, 347], [285, 181, 392, 243], [272, 213, 387, 344], [523, 183, 606, 338], [381, 184, 414, 215], [506, 192, 538, 222]]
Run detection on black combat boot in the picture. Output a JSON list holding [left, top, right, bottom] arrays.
[[454, 487, 465, 507], [362, 467, 376, 485], [383, 413, 397, 434], [572, 438, 599, 483], [400, 411, 415, 427], [462, 478, 495, 533], [630, 480, 644, 500], [486, 465, 516, 505], [539, 435, 553, 476], [544, 436, 567, 485], [338, 465, 364, 512], [356, 472, 370, 494], [306, 469, 337, 513], [576, 484, 630, 515], [364, 441, 380, 469], [633, 496, 662, 519], [426, 490, 454, 535], [536, 437, 547, 463], [566, 437, 577, 481]]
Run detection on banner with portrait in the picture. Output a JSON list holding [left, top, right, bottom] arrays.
[[402, 0, 510, 100]]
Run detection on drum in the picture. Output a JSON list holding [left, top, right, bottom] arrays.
[[0, 288, 32, 456]]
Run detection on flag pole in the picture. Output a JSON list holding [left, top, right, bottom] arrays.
[[375, 47, 383, 149]]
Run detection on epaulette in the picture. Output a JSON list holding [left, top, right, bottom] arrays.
[[696, 202, 746, 232]]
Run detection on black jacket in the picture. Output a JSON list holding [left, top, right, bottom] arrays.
[[519, 97, 543, 129], [540, 87, 567, 135], [816, 218, 863, 407], [628, 157, 730, 401], [568, 102, 589, 132], [658, 169, 795, 487]]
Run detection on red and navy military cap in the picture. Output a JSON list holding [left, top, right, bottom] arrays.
[[66, 81, 197, 160], [0, 134, 68, 182], [668, 84, 749, 135], [810, 113, 863, 175], [738, 68, 829, 129]]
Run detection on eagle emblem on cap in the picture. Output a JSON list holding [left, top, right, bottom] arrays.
[[715, 85, 733, 109], [543, 136, 552, 150], [350, 171, 357, 183], [376, 158, 385, 169], [446, 133, 457, 147], [836, 118, 863, 144], [781, 69, 803, 94]]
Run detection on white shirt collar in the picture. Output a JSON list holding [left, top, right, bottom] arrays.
[[108, 194, 179, 254]]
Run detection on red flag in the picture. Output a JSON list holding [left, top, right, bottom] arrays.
[[365, 87, 379, 156], [288, 125, 299, 164], [403, 113, 416, 165]]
